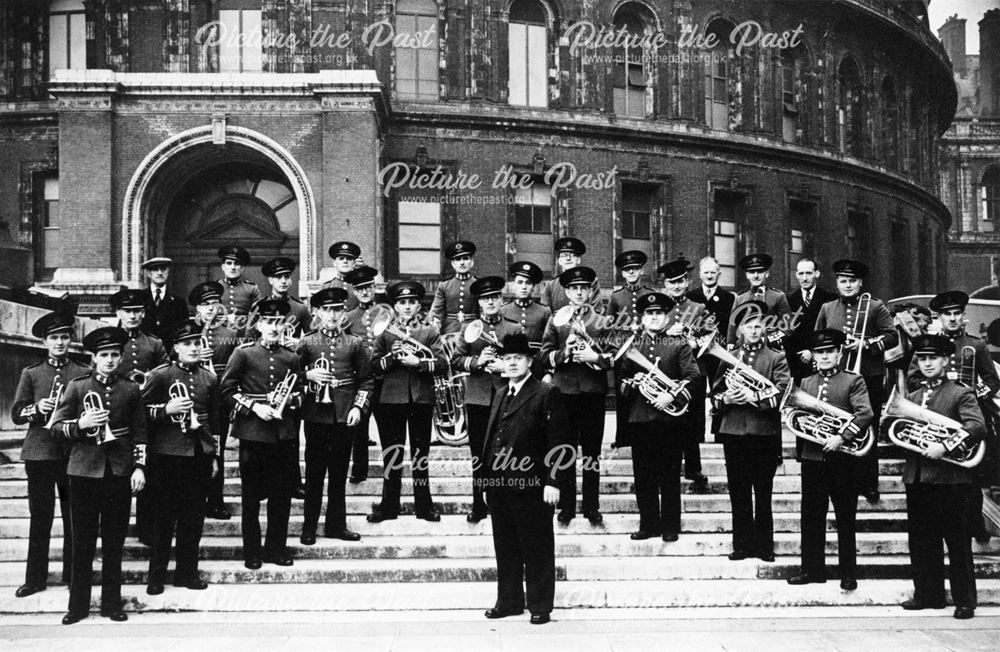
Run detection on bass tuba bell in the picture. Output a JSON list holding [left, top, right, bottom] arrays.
[[881, 387, 985, 468], [780, 385, 874, 457]]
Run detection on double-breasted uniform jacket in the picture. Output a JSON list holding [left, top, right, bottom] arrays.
[[119, 328, 169, 380], [321, 275, 360, 311], [688, 286, 735, 341], [297, 328, 374, 424], [482, 376, 573, 491], [540, 304, 613, 395], [711, 342, 790, 436], [499, 299, 551, 355], [220, 341, 302, 442], [814, 295, 897, 377], [430, 273, 479, 334], [218, 276, 261, 319], [371, 317, 447, 405], [203, 322, 242, 377], [619, 331, 701, 424], [344, 301, 392, 353], [142, 361, 221, 457], [50, 372, 148, 478], [12, 356, 91, 460], [795, 369, 873, 462], [540, 274, 602, 313], [906, 329, 1000, 397], [140, 288, 190, 347], [607, 284, 655, 329], [726, 286, 792, 346], [252, 294, 313, 337], [901, 380, 986, 485], [452, 315, 521, 406]]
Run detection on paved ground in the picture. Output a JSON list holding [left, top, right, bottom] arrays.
[[2, 607, 998, 651]]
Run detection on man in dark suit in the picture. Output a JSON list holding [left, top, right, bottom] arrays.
[[482, 333, 572, 625], [785, 258, 836, 380], [139, 257, 190, 350], [688, 256, 736, 438]]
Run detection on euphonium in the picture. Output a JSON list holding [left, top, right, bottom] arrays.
[[696, 335, 780, 401], [82, 390, 116, 445], [312, 352, 334, 404], [844, 292, 872, 375], [43, 377, 65, 430], [551, 305, 604, 371], [779, 385, 873, 457], [620, 346, 691, 416], [268, 371, 297, 420], [881, 387, 985, 468], [168, 379, 202, 434], [433, 332, 469, 446]]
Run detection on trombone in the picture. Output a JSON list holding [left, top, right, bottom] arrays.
[[844, 292, 871, 375], [168, 379, 202, 434], [82, 390, 117, 445]]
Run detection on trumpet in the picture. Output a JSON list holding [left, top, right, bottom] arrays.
[[552, 305, 604, 370], [780, 385, 874, 457], [82, 390, 116, 445], [200, 314, 215, 373], [697, 336, 780, 402], [620, 345, 691, 416], [168, 379, 202, 434], [268, 371, 297, 420], [371, 312, 436, 362], [43, 377, 65, 430], [844, 292, 871, 375], [128, 370, 148, 390], [312, 352, 334, 404], [881, 387, 985, 468], [434, 332, 469, 446]]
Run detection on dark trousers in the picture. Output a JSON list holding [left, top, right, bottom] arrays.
[[207, 412, 231, 511], [67, 472, 132, 616], [631, 422, 683, 534], [468, 404, 491, 514], [374, 402, 434, 515], [906, 482, 977, 609], [302, 420, 353, 534], [857, 375, 884, 495], [148, 451, 212, 584], [487, 487, 555, 615], [682, 377, 706, 477], [350, 413, 371, 481], [558, 392, 605, 515], [800, 457, 859, 579], [722, 436, 780, 555], [239, 439, 296, 560], [134, 481, 152, 542], [24, 459, 72, 587]]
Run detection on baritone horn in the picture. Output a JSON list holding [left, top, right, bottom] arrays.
[[620, 345, 691, 416], [82, 390, 116, 445], [696, 335, 780, 401], [168, 379, 202, 434], [43, 377, 65, 430], [881, 387, 985, 468], [780, 385, 873, 457]]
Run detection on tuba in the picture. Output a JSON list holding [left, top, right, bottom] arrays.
[[697, 335, 780, 402], [268, 371, 298, 420], [881, 387, 985, 468], [433, 332, 469, 446], [780, 385, 874, 457], [168, 379, 202, 434], [620, 345, 691, 416], [82, 390, 116, 445], [43, 377, 65, 430], [312, 352, 334, 404], [844, 292, 871, 375], [551, 305, 604, 371]]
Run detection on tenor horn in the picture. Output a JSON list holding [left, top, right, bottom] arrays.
[[881, 387, 985, 468], [780, 385, 873, 457], [620, 346, 691, 417], [696, 335, 780, 401], [82, 390, 116, 445]]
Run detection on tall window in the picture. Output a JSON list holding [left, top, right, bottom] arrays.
[[398, 200, 441, 274], [788, 200, 815, 286], [36, 175, 61, 278], [219, 2, 262, 73], [621, 183, 654, 262], [48, 0, 86, 77], [704, 20, 732, 130], [881, 77, 899, 168], [508, 0, 548, 108], [395, 0, 438, 101], [612, 7, 647, 118], [779, 50, 800, 143], [513, 181, 553, 274], [837, 57, 863, 157], [713, 190, 744, 287], [846, 210, 870, 263], [982, 165, 1000, 225]]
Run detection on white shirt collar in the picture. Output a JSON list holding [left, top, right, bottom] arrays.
[[507, 375, 530, 397]]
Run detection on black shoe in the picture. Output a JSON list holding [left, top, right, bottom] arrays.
[[244, 558, 262, 570], [630, 530, 660, 540], [530, 612, 551, 625], [263, 553, 294, 567], [688, 477, 710, 494], [366, 509, 398, 523], [954, 606, 975, 620], [293, 486, 306, 500], [758, 552, 775, 563], [661, 531, 679, 542], [137, 536, 154, 547], [15, 583, 45, 598], [367, 439, 376, 446], [300, 531, 317, 546], [973, 531, 991, 544], [61, 612, 86, 625], [466, 511, 488, 523], [557, 510, 574, 525], [584, 510, 603, 525], [349, 476, 366, 484], [484, 607, 523, 619], [728, 550, 751, 561], [100, 608, 128, 622], [206, 506, 231, 520], [146, 582, 164, 595], [787, 573, 826, 585], [901, 598, 945, 610], [840, 578, 858, 591], [863, 491, 880, 504], [175, 578, 208, 591], [324, 528, 361, 542]]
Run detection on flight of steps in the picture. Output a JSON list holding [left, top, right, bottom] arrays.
[[1, 419, 1000, 615]]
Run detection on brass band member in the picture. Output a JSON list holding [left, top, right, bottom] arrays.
[[430, 241, 479, 334], [11, 312, 88, 599], [726, 253, 791, 348], [217, 246, 261, 331], [142, 321, 221, 596], [621, 293, 700, 542], [189, 281, 241, 521], [220, 299, 302, 569], [255, 256, 312, 339], [139, 257, 189, 350], [50, 327, 148, 625], [540, 237, 600, 311], [785, 258, 837, 380], [343, 265, 387, 484], [540, 266, 612, 525], [500, 261, 551, 378], [368, 281, 447, 523], [900, 334, 985, 620], [787, 329, 873, 591], [711, 301, 790, 562], [814, 259, 897, 503], [454, 276, 520, 522], [322, 241, 362, 310], [298, 288, 373, 544], [482, 333, 571, 626]]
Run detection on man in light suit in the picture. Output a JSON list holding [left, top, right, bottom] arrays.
[[482, 333, 572, 626]]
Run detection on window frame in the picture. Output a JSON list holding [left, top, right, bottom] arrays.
[[394, 0, 439, 102], [508, 0, 549, 108]]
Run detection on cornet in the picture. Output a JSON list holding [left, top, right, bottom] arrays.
[[780, 385, 873, 457], [43, 377, 65, 430], [551, 305, 604, 371], [312, 353, 334, 404], [168, 379, 202, 434], [268, 371, 297, 420], [881, 387, 985, 468], [82, 390, 116, 445]]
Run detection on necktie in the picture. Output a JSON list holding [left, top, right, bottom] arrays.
[[803, 290, 811, 307], [155, 289, 162, 306]]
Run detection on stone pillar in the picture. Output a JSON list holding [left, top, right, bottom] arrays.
[[937, 15, 966, 76]]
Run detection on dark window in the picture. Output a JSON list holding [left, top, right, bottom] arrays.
[[982, 165, 1000, 222], [612, 8, 646, 118], [395, 0, 438, 101], [713, 190, 744, 287], [788, 200, 815, 286], [838, 58, 863, 157], [846, 210, 870, 262]]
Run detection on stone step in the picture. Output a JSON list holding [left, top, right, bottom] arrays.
[[2, 532, 998, 563], [3, 579, 1000, 613]]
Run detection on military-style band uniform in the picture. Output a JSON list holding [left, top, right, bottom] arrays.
[[540, 237, 601, 312], [792, 330, 873, 585], [142, 326, 221, 592], [500, 261, 551, 378], [321, 241, 363, 311], [11, 313, 88, 596], [217, 246, 261, 328], [50, 327, 148, 622], [219, 299, 302, 566], [726, 254, 792, 348], [297, 288, 374, 541]]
